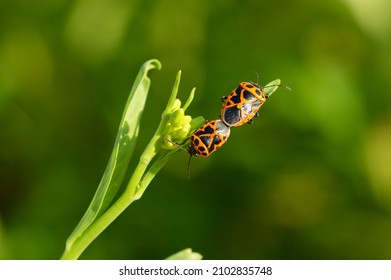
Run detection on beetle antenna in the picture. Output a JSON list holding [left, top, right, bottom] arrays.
[[187, 155, 193, 179], [253, 71, 260, 84], [165, 137, 188, 151], [263, 84, 292, 91]]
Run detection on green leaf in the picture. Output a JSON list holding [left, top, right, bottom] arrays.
[[61, 62, 204, 259], [165, 248, 203, 260], [263, 79, 281, 97], [65, 59, 161, 249], [264, 79, 291, 98]]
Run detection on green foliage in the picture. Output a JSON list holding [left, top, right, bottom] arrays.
[[60, 59, 283, 259], [61, 60, 204, 259], [165, 248, 202, 260], [1, 0, 391, 260], [65, 60, 162, 254]]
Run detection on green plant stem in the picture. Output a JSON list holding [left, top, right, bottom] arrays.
[[61, 164, 148, 259], [134, 150, 176, 200], [60, 66, 205, 260], [61, 188, 136, 259], [61, 123, 171, 259]]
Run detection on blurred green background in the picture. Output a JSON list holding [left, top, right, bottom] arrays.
[[1, 0, 391, 259]]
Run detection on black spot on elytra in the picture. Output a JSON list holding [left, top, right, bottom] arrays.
[[204, 125, 214, 134], [243, 90, 255, 101], [200, 135, 211, 146], [213, 135, 222, 145], [230, 92, 241, 104], [223, 107, 241, 126]]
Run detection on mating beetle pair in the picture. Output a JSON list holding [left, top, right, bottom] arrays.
[[188, 81, 271, 158]]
